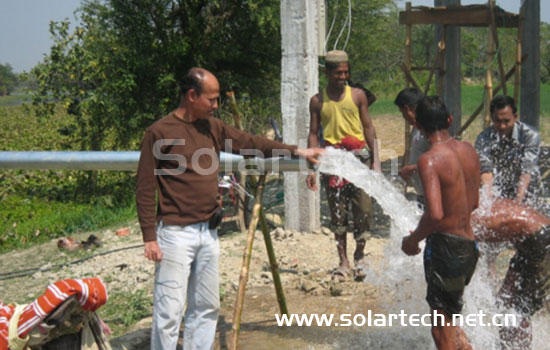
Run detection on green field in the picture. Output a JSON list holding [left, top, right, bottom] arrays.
[[370, 83, 550, 144], [370, 83, 550, 117]]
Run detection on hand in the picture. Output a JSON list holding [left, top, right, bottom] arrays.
[[295, 147, 324, 165], [306, 172, 318, 191], [399, 164, 416, 181], [401, 234, 421, 256], [145, 240, 163, 262]]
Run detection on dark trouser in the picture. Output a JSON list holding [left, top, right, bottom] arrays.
[[424, 233, 479, 317], [499, 226, 550, 317], [324, 179, 372, 241]]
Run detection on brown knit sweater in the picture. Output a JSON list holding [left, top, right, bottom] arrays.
[[136, 113, 297, 242]]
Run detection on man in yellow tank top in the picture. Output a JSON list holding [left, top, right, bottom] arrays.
[[306, 50, 381, 281]]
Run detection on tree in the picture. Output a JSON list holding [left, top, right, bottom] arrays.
[[0, 63, 18, 96], [31, 0, 282, 152]]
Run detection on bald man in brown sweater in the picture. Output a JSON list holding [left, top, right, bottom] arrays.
[[136, 68, 322, 350]]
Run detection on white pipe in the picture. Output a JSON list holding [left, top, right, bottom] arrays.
[[0, 151, 311, 173]]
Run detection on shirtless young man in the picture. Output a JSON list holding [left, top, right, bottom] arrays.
[[401, 96, 480, 350], [472, 198, 550, 350]]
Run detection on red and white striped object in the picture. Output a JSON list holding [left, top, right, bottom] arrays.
[[0, 277, 108, 350]]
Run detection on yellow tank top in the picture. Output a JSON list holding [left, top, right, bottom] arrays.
[[320, 85, 364, 144]]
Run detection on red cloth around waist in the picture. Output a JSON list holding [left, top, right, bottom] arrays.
[[325, 136, 366, 188]]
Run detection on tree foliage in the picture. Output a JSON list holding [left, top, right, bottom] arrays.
[[31, 0, 281, 152], [0, 63, 18, 96], [324, 0, 402, 94]]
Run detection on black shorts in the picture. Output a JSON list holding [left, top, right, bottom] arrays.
[[424, 233, 479, 317], [502, 226, 550, 316]]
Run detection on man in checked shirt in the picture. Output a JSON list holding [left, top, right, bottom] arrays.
[[475, 95, 540, 205]]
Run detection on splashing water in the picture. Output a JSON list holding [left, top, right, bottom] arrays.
[[316, 147, 550, 350], [318, 148, 422, 233]]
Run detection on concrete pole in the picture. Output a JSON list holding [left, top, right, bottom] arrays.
[[520, 0, 540, 130], [280, 0, 320, 232], [434, 0, 462, 135]]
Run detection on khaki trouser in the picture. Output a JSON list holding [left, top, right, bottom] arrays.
[[324, 177, 372, 241]]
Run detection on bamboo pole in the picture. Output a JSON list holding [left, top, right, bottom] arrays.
[[514, 5, 524, 102], [484, 17, 495, 128], [437, 25, 447, 96], [457, 55, 526, 136], [226, 91, 243, 130], [248, 175, 289, 316], [229, 174, 267, 350], [258, 199, 288, 316], [424, 46, 440, 95], [402, 1, 413, 169], [226, 91, 248, 232], [488, 0, 508, 96]]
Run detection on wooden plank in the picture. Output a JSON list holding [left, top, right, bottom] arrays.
[[484, 9, 495, 129], [514, 5, 524, 102], [488, 0, 508, 95], [519, 0, 540, 130], [399, 7, 518, 27]]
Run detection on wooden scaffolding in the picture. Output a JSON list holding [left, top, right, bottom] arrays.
[[398, 1, 523, 162]]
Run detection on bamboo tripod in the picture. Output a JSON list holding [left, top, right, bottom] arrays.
[[225, 92, 289, 350]]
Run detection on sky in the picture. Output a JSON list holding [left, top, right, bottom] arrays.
[[0, 0, 82, 73], [1, 0, 549, 73]]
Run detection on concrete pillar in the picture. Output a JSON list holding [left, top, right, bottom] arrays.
[[280, 0, 320, 232], [435, 0, 462, 135], [520, 0, 540, 130]]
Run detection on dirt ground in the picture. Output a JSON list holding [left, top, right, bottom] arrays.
[[0, 214, 398, 350]]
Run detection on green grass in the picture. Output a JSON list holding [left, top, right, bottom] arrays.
[[369, 97, 397, 116], [0, 196, 137, 252], [98, 290, 153, 337], [370, 83, 550, 117]]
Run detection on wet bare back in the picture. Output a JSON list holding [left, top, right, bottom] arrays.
[[472, 198, 550, 243], [419, 139, 480, 240]]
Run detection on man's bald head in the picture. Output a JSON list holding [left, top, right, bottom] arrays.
[[179, 67, 217, 96]]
